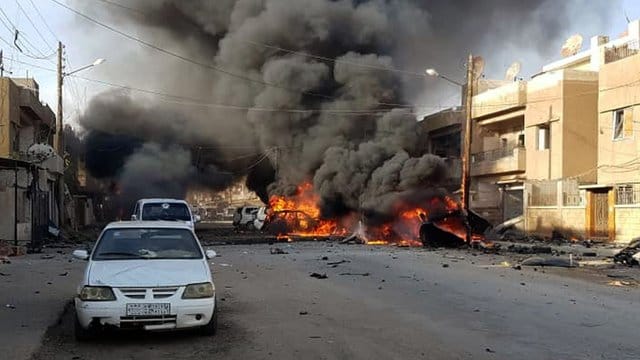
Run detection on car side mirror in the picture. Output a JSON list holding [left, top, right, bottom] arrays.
[[73, 249, 89, 260], [194, 215, 201, 223], [131, 214, 137, 221], [205, 250, 217, 259]]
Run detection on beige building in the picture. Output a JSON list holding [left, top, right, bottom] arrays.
[[0, 77, 63, 250], [420, 106, 463, 189], [594, 20, 640, 242], [470, 80, 527, 224]]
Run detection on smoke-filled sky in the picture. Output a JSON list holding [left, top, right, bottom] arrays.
[[0, 0, 634, 219]]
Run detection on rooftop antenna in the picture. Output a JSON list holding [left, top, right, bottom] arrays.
[[471, 55, 485, 80], [561, 34, 583, 57], [505, 61, 522, 82]]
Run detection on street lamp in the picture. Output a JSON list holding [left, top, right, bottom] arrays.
[[425, 68, 464, 87], [64, 58, 106, 77], [425, 55, 475, 245]]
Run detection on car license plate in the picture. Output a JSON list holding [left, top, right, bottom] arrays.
[[126, 303, 170, 316]]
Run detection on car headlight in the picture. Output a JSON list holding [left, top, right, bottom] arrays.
[[182, 282, 214, 299], [79, 286, 116, 301]]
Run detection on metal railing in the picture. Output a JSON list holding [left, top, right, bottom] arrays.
[[616, 185, 640, 205], [471, 144, 522, 163], [605, 39, 640, 64]]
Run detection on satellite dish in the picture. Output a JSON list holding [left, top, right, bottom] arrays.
[[561, 34, 583, 57], [472, 56, 485, 80], [505, 61, 522, 81]]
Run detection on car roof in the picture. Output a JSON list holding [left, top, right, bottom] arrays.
[[138, 198, 188, 204], [104, 221, 194, 230]]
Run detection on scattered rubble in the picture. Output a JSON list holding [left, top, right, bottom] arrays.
[[310, 273, 328, 279], [270, 248, 289, 255], [613, 239, 640, 266], [299, 311, 308, 315]]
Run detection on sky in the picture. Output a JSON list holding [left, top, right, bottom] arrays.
[[1, 0, 639, 126]]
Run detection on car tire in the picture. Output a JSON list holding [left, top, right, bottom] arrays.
[[74, 314, 95, 342], [200, 301, 218, 336]]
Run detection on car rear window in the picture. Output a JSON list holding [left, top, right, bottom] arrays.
[[142, 202, 191, 221], [93, 228, 202, 260]]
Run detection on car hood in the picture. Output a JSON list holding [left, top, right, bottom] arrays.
[[88, 260, 210, 287]]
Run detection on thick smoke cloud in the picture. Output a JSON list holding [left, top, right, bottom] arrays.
[[76, 0, 613, 219]]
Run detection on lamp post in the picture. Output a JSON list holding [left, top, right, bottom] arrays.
[[55, 40, 104, 227], [426, 54, 475, 243]]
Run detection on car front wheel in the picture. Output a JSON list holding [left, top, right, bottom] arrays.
[[74, 314, 96, 342], [200, 302, 218, 336]]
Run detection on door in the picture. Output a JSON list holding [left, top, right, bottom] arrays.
[[503, 188, 523, 222], [590, 190, 610, 240]]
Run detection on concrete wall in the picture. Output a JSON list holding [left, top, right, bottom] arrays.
[[0, 168, 32, 242], [525, 70, 598, 182], [562, 75, 599, 183], [472, 81, 527, 119], [614, 206, 640, 243], [525, 207, 586, 237]]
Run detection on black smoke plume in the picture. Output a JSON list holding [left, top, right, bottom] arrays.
[[75, 0, 613, 220]]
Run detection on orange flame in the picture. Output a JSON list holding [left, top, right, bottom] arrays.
[[268, 181, 479, 247]]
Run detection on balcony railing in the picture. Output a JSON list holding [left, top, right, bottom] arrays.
[[471, 145, 526, 176], [471, 144, 522, 163], [605, 39, 640, 64]]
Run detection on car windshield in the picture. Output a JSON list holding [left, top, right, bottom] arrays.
[[142, 203, 191, 221], [92, 228, 202, 260]]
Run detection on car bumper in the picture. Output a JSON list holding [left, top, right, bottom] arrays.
[[75, 297, 215, 331]]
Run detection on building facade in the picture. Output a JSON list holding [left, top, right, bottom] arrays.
[[0, 77, 63, 252], [420, 107, 463, 190]]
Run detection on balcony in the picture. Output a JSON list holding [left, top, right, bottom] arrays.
[[17, 84, 55, 129], [471, 146, 526, 176], [472, 81, 526, 120]]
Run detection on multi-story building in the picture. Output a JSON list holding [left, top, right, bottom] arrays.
[[0, 77, 63, 252], [470, 80, 528, 224], [595, 20, 640, 242], [420, 106, 463, 189]]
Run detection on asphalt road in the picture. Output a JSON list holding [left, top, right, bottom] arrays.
[[33, 243, 640, 360]]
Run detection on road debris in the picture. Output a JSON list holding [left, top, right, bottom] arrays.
[[485, 348, 495, 353], [442, 264, 449, 268], [299, 311, 308, 315], [270, 248, 289, 255], [327, 260, 350, 266], [310, 272, 328, 279], [5, 304, 15, 309], [58, 272, 68, 276], [0, 272, 10, 276], [339, 272, 370, 276], [613, 238, 640, 266], [521, 256, 576, 268]]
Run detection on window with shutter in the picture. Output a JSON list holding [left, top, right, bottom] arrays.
[[624, 108, 634, 138]]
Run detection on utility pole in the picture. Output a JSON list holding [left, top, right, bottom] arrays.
[[461, 53, 474, 243], [56, 41, 64, 228]]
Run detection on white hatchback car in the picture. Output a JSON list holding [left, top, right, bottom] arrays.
[[72, 221, 217, 341]]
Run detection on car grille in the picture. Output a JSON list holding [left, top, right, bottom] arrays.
[[120, 315, 177, 329], [118, 287, 180, 299]]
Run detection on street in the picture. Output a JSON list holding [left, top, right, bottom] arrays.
[[30, 242, 640, 360]]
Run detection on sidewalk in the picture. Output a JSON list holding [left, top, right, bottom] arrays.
[[0, 248, 84, 360]]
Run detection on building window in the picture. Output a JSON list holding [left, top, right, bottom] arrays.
[[613, 108, 633, 140], [536, 125, 550, 150], [616, 184, 640, 205]]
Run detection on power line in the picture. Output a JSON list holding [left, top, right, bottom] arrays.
[[49, 0, 415, 109], [14, 0, 55, 52], [27, 0, 59, 41]]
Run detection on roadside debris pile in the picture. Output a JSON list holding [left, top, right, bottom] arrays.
[[613, 239, 640, 266]]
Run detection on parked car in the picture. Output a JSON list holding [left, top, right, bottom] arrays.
[[131, 199, 201, 229], [72, 221, 218, 340], [232, 206, 260, 230]]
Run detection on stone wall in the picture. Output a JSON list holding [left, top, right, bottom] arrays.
[[525, 207, 586, 238], [614, 206, 640, 243]]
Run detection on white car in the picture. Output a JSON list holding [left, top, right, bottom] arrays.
[[131, 199, 201, 229], [72, 221, 217, 341]]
